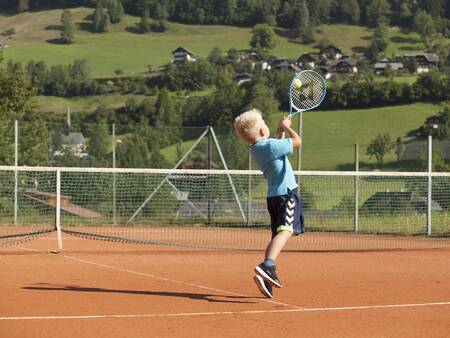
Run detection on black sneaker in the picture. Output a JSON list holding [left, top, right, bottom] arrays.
[[254, 263, 282, 288], [253, 275, 273, 298]]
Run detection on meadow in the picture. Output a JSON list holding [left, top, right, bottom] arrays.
[[2, 8, 448, 77]]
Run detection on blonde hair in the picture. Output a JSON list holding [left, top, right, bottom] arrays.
[[234, 108, 265, 143]]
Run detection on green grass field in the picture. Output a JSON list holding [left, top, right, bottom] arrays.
[[275, 102, 448, 171], [2, 8, 448, 77], [34, 94, 148, 115]]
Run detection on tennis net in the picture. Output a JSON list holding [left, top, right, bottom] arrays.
[[1, 166, 449, 250]]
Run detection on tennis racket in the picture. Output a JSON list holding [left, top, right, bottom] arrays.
[[289, 70, 326, 116], [280, 70, 326, 138]]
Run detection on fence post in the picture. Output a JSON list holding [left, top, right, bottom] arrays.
[[207, 126, 212, 224], [247, 148, 252, 226], [13, 120, 18, 225], [427, 135, 432, 236], [112, 123, 116, 225], [55, 169, 62, 251], [297, 112, 303, 187], [354, 143, 359, 233]]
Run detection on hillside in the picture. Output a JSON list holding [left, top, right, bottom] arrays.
[[1, 8, 448, 77]]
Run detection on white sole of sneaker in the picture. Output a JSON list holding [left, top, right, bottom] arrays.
[[253, 275, 273, 298], [254, 265, 282, 288]]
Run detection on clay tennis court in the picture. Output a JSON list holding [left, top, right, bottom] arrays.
[[1, 231, 450, 338]]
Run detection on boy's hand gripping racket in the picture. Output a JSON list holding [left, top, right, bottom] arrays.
[[280, 70, 326, 137]]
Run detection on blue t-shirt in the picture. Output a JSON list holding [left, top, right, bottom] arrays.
[[250, 138, 298, 197]]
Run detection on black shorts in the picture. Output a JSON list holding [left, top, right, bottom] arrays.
[[266, 188, 304, 238]]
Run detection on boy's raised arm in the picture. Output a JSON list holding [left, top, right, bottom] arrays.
[[278, 117, 302, 148]]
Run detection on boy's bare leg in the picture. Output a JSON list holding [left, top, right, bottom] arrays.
[[255, 230, 291, 288], [265, 230, 292, 262]]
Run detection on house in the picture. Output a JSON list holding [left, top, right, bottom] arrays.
[[404, 53, 439, 73], [317, 66, 332, 79], [328, 58, 358, 74], [246, 52, 263, 70], [273, 59, 300, 72], [297, 53, 319, 68], [320, 45, 343, 60], [264, 57, 300, 72], [171, 47, 196, 65], [247, 52, 263, 63], [51, 132, 88, 159], [402, 140, 450, 161], [374, 62, 404, 74], [234, 73, 252, 86]]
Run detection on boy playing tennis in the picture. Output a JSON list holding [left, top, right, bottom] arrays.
[[234, 109, 304, 298]]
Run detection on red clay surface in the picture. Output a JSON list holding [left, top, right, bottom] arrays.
[[1, 233, 450, 338]]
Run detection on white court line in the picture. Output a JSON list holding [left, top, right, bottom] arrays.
[[62, 254, 300, 309], [2, 301, 450, 321]]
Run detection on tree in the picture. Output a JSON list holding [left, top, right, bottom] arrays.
[[404, 58, 418, 73], [208, 67, 245, 125], [365, 23, 389, 62], [366, 0, 391, 26], [155, 3, 169, 21], [277, 1, 294, 27], [207, 47, 224, 65], [139, 10, 151, 33], [107, 0, 125, 24], [246, 81, 279, 117], [86, 123, 111, 166], [423, 0, 446, 18], [366, 133, 394, 167], [332, 0, 360, 24], [116, 134, 150, 168], [154, 88, 180, 127], [19, 118, 49, 166], [293, 0, 313, 43], [0, 56, 48, 166], [17, 0, 29, 12], [250, 24, 276, 51], [93, 5, 110, 33], [394, 136, 405, 161], [414, 10, 438, 49], [60, 9, 75, 44]]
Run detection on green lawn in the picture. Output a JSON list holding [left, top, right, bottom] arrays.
[[2, 8, 447, 77], [0, 8, 310, 77], [34, 94, 148, 115], [315, 24, 450, 56], [270, 102, 448, 171]]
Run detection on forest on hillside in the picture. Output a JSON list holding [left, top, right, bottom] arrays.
[[7, 0, 450, 33]]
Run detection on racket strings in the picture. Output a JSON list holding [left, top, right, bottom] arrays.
[[290, 72, 325, 111]]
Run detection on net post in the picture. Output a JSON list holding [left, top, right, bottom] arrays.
[[14, 120, 18, 225], [427, 135, 432, 236], [354, 143, 359, 233], [55, 169, 63, 251]]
